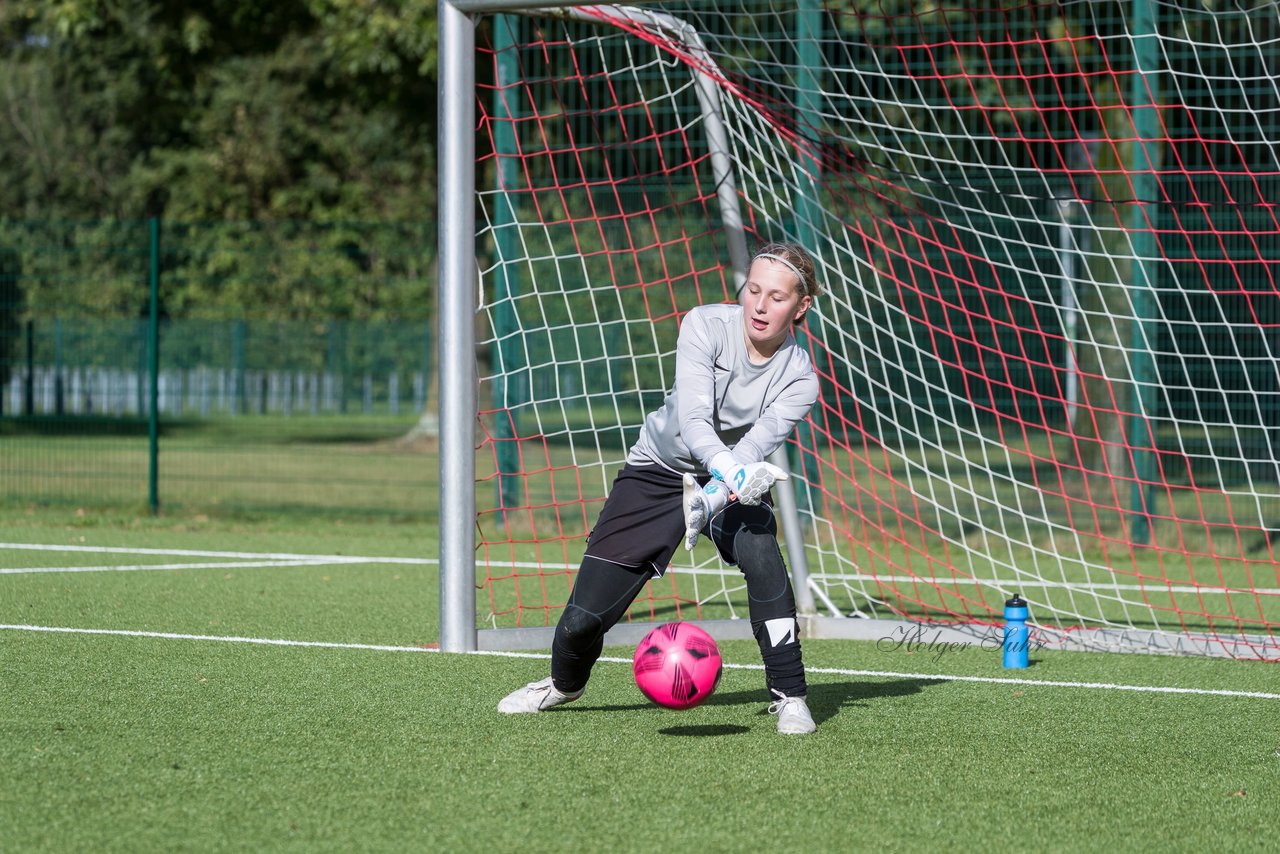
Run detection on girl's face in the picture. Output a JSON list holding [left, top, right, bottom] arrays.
[[740, 257, 811, 358]]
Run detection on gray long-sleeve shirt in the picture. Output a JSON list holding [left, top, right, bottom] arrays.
[[627, 304, 819, 474]]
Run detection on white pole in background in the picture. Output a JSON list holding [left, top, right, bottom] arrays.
[[1058, 197, 1080, 428]]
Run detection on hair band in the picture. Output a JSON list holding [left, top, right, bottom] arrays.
[[753, 253, 807, 291]]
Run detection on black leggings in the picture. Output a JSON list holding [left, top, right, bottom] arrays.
[[551, 518, 807, 699]]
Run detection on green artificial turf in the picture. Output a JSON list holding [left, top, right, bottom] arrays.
[[3, 507, 1278, 852]]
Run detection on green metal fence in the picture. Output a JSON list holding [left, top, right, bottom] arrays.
[[0, 219, 438, 517]]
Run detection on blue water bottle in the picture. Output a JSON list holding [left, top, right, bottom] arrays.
[[1003, 594, 1029, 669]]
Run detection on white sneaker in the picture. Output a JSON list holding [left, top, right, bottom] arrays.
[[498, 676, 583, 714], [768, 691, 816, 734]]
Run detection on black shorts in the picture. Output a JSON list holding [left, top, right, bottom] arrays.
[[585, 463, 776, 575]]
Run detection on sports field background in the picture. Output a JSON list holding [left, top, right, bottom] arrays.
[[4, 2, 1279, 848], [4, 452, 1278, 851]]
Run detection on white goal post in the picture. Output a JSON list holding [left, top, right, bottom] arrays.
[[438, 1, 1280, 660]]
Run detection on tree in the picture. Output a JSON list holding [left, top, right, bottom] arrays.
[[0, 0, 441, 328], [0, 0, 439, 223]]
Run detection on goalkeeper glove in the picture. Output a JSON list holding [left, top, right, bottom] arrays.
[[709, 451, 789, 507], [683, 473, 730, 551]]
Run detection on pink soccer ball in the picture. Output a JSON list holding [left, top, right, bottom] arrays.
[[632, 621, 723, 710]]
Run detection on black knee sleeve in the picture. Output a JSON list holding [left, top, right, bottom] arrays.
[[551, 554, 651, 694], [555, 605, 605, 652], [735, 526, 795, 618], [734, 526, 807, 698]]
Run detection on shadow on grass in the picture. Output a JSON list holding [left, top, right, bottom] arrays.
[[0, 415, 152, 437], [566, 677, 945, 727], [657, 724, 751, 737], [800, 678, 944, 724]]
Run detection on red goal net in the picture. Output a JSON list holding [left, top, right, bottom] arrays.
[[468, 2, 1280, 658]]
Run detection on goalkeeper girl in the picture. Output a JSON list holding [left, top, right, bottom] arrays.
[[499, 242, 822, 734]]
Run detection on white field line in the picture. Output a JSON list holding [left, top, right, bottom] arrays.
[[4, 543, 1279, 596], [0, 542, 435, 563], [0, 560, 350, 576], [2, 623, 1277, 701], [812, 573, 1280, 597], [0, 542, 729, 577]]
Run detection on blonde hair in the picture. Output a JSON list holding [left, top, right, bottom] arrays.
[[751, 242, 822, 302]]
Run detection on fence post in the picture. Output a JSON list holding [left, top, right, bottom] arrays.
[[24, 319, 34, 416], [54, 319, 65, 415], [492, 14, 526, 524], [148, 217, 161, 514], [788, 0, 824, 528], [1127, 0, 1161, 545], [231, 320, 247, 416], [328, 322, 347, 413]]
